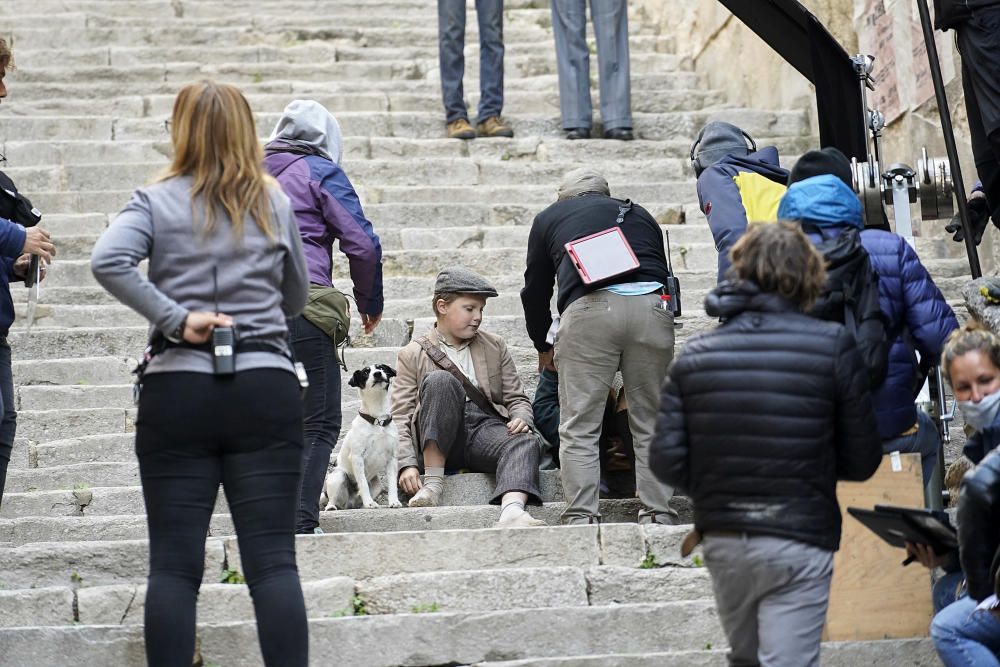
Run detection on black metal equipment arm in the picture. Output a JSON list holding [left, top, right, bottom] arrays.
[[716, 0, 867, 161]]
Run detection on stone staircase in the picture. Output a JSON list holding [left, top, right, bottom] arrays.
[[0, 1, 956, 664]]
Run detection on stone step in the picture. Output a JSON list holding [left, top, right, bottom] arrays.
[[6, 157, 699, 193], [3, 566, 712, 629], [12, 87, 722, 118], [2, 70, 702, 108], [473, 640, 940, 667], [0, 601, 724, 667], [0, 108, 809, 143], [0, 523, 692, 589], [10, 35, 680, 71], [0, 136, 817, 169], [0, 498, 695, 545], [14, 407, 133, 444]]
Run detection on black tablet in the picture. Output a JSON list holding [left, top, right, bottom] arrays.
[[846, 506, 956, 555], [874, 504, 958, 550]]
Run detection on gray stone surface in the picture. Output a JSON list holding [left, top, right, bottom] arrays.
[[586, 566, 714, 605], [0, 586, 75, 627], [358, 567, 588, 614], [76, 577, 354, 625], [228, 526, 601, 581], [0, 538, 226, 589]]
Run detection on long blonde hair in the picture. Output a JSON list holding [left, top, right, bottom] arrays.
[[158, 80, 276, 240]]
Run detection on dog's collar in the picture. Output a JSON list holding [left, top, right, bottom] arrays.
[[359, 412, 392, 427]]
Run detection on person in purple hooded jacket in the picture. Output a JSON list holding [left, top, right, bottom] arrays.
[[265, 100, 384, 534]]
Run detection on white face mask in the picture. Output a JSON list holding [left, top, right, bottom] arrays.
[[958, 389, 1000, 432]]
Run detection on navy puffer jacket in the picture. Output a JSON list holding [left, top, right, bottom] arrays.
[[651, 281, 882, 551], [859, 229, 958, 439]]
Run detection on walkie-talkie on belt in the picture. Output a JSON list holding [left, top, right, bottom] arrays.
[[211, 267, 236, 375]]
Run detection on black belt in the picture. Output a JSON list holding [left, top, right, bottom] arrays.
[[162, 339, 285, 355]]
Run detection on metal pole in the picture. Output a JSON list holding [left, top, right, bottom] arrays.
[[916, 0, 982, 278]]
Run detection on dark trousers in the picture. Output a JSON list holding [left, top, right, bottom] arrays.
[[136, 370, 307, 667], [289, 315, 342, 533], [0, 340, 17, 507], [438, 0, 505, 122], [958, 8, 1000, 222], [418, 370, 541, 504]]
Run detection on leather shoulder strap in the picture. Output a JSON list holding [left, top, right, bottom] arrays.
[[416, 336, 502, 419]]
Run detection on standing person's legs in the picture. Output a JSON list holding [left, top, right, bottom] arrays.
[[701, 534, 764, 666], [289, 315, 341, 534], [135, 373, 224, 667], [475, 0, 505, 121], [958, 12, 1000, 224], [589, 0, 632, 131], [221, 369, 308, 667], [619, 293, 675, 522], [932, 595, 1000, 666], [438, 0, 469, 122], [550, 0, 592, 131], [556, 292, 622, 524], [0, 340, 14, 506], [754, 539, 834, 667]]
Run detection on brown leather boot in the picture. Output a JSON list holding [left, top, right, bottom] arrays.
[[446, 118, 476, 140], [477, 116, 514, 138]]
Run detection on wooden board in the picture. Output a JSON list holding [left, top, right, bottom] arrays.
[[823, 453, 934, 641]]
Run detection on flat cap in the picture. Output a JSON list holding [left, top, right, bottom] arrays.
[[434, 266, 498, 297]]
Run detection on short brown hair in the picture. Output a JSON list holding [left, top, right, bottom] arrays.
[[432, 292, 460, 316], [941, 321, 1000, 385], [0, 37, 12, 70], [729, 221, 826, 311]]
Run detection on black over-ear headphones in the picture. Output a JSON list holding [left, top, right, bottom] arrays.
[[689, 126, 758, 176]]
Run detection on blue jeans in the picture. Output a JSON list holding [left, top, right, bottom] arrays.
[[289, 316, 342, 533], [881, 409, 939, 484], [936, 571, 967, 613], [0, 340, 16, 506], [932, 595, 1000, 666], [438, 0, 505, 123]]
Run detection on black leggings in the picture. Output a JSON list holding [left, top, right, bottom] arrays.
[[136, 369, 307, 667]]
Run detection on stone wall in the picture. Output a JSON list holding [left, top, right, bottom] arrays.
[[636, 0, 991, 270]]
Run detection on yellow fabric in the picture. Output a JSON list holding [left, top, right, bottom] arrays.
[[733, 172, 787, 222]]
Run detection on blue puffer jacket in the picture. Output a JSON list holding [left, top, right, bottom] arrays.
[[860, 229, 958, 439], [779, 175, 959, 438]]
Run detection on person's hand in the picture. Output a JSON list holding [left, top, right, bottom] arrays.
[[21, 227, 55, 263], [11, 254, 45, 281], [362, 312, 382, 335], [182, 311, 233, 345], [398, 467, 422, 495], [538, 349, 556, 373], [507, 417, 530, 435], [945, 192, 991, 244], [905, 541, 948, 569]]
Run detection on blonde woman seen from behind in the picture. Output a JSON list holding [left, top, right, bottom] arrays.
[[91, 81, 310, 667]]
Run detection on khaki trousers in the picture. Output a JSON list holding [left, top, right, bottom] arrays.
[[555, 290, 675, 523]]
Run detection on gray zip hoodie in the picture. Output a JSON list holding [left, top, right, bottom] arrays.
[[91, 175, 309, 375]]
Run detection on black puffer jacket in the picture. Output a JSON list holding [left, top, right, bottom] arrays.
[[957, 447, 1000, 601], [650, 281, 883, 551]]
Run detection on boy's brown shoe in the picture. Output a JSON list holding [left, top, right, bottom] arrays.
[[477, 116, 514, 138], [447, 118, 476, 140]]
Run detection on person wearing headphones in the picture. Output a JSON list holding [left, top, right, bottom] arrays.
[[691, 121, 789, 283]]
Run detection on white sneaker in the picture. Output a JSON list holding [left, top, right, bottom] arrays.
[[496, 512, 546, 528], [407, 485, 442, 507]]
